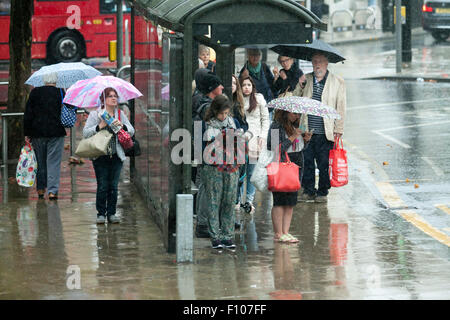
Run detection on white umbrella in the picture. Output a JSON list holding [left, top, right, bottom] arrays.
[[25, 62, 102, 88]]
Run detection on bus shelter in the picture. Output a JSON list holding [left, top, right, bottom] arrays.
[[128, 0, 326, 253]]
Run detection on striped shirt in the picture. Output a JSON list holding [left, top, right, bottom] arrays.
[[308, 71, 328, 135]]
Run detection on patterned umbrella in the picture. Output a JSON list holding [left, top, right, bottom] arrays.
[[267, 96, 341, 119], [63, 75, 143, 108], [25, 62, 102, 88]]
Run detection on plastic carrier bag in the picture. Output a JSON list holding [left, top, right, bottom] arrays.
[[16, 142, 38, 187]]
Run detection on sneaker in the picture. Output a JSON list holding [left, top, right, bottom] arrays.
[[298, 192, 316, 202], [107, 215, 120, 224], [315, 195, 328, 203], [221, 239, 236, 249], [211, 239, 223, 249], [241, 202, 255, 214], [96, 215, 106, 224], [37, 189, 45, 199]]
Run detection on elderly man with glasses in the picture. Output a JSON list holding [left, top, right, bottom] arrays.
[[293, 52, 347, 203]]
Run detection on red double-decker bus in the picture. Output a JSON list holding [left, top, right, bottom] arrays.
[[0, 0, 161, 63]]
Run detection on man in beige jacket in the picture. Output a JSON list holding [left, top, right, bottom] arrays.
[[292, 53, 346, 203]]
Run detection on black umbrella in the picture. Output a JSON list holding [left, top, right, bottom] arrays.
[[271, 39, 345, 63]]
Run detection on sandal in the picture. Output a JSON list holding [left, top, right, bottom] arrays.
[[279, 234, 299, 243], [286, 234, 299, 243], [48, 193, 58, 200]]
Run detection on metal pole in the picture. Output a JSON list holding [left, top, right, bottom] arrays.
[[2, 116, 7, 166], [116, 0, 123, 70], [124, 19, 129, 65], [70, 127, 75, 157], [395, 0, 402, 73], [130, 4, 136, 179]]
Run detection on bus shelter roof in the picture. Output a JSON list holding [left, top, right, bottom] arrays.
[[131, 0, 327, 35]]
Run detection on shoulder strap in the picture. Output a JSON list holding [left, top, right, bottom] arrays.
[[118, 108, 121, 121], [60, 88, 64, 106], [262, 62, 270, 75]]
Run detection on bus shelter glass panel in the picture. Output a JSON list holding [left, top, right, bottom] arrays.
[[133, 13, 163, 206], [160, 34, 170, 214]]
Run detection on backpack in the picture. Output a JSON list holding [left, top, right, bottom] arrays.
[[192, 101, 210, 122]]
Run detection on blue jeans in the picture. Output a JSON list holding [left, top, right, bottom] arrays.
[[32, 137, 65, 195], [240, 163, 256, 204], [302, 134, 334, 196], [93, 155, 123, 217]]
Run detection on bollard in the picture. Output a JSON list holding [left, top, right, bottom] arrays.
[[109, 40, 117, 62], [176, 194, 194, 263]]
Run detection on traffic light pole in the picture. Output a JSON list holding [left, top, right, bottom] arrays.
[[395, 0, 402, 73], [116, 0, 123, 70], [402, 0, 412, 63]]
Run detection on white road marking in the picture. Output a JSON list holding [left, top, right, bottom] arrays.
[[375, 120, 450, 132], [372, 130, 412, 149], [348, 97, 450, 111], [372, 120, 450, 149], [421, 157, 445, 177]]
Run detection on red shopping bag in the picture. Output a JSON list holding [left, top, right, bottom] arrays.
[[117, 109, 134, 151], [267, 146, 301, 192], [329, 137, 348, 187]]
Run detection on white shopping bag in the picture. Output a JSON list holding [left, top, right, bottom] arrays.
[[250, 148, 275, 192]]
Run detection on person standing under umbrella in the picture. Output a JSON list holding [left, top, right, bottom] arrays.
[[83, 87, 135, 224], [293, 52, 346, 203], [24, 72, 66, 200], [273, 55, 305, 97], [267, 109, 311, 243]]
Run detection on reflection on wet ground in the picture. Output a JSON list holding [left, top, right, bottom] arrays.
[[1, 158, 449, 299]]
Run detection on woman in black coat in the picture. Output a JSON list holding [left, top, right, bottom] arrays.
[[273, 56, 305, 97]]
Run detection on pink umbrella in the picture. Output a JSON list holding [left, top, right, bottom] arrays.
[[63, 75, 143, 108]]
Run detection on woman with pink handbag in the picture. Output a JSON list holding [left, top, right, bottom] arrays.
[[267, 109, 311, 243], [83, 87, 134, 224]]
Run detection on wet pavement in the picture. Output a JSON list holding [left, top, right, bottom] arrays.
[[1, 32, 450, 300], [1, 120, 449, 300]]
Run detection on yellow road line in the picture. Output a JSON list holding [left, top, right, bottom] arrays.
[[400, 210, 450, 247], [347, 141, 449, 247], [375, 182, 450, 247], [375, 182, 407, 208], [435, 204, 450, 216]]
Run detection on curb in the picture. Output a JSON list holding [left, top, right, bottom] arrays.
[[363, 76, 450, 83], [325, 29, 428, 46]]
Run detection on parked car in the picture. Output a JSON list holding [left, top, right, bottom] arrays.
[[422, 0, 450, 41]]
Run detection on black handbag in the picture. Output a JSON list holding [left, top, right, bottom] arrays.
[[125, 135, 141, 157]]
